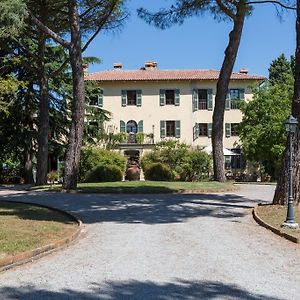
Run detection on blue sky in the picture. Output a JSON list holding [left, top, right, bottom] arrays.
[[85, 1, 296, 77]]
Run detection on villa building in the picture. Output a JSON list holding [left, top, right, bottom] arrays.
[[85, 61, 265, 171]]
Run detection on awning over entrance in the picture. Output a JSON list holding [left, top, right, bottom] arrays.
[[202, 145, 238, 156]]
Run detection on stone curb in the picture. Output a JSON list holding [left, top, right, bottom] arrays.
[[252, 204, 299, 244], [0, 200, 82, 272]]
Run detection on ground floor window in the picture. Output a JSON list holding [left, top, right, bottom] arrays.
[[166, 121, 175, 137], [231, 148, 243, 169], [199, 123, 208, 136]]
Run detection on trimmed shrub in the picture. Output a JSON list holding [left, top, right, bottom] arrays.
[[85, 164, 123, 182], [141, 142, 212, 182], [179, 150, 212, 181], [144, 162, 173, 181], [80, 147, 126, 182]]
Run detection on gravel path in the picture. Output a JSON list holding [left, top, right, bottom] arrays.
[[0, 184, 299, 300]]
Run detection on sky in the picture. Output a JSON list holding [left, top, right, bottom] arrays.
[[85, 1, 297, 77]]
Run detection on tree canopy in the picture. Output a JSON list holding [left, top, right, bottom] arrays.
[[239, 78, 293, 178], [269, 54, 294, 85]]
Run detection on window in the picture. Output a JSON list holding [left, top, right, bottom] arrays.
[[193, 89, 213, 111], [166, 121, 175, 137], [165, 90, 175, 105], [225, 123, 239, 137], [87, 121, 98, 134], [230, 89, 240, 100], [199, 123, 208, 136], [122, 90, 142, 106], [231, 149, 242, 169], [197, 123, 212, 137], [89, 96, 98, 106], [160, 120, 180, 138], [127, 90, 137, 105], [160, 89, 180, 106], [226, 88, 245, 110], [89, 89, 103, 107], [230, 89, 240, 109], [198, 89, 208, 110], [225, 156, 231, 170], [126, 120, 138, 133], [231, 123, 239, 136]]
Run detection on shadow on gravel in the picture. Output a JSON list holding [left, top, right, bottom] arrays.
[[0, 190, 271, 225], [0, 280, 282, 300]]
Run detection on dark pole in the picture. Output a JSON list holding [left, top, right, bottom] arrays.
[[282, 118, 299, 229]]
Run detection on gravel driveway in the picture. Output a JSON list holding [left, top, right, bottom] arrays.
[[0, 184, 299, 300]]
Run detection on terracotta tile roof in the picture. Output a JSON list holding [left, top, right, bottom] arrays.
[[85, 69, 265, 82]]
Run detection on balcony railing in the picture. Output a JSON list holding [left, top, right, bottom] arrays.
[[121, 132, 155, 145]]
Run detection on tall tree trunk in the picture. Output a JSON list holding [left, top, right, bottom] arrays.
[[24, 150, 34, 184], [36, 32, 49, 185], [63, 0, 85, 190], [274, 1, 300, 205], [23, 83, 35, 184], [212, 8, 246, 182]]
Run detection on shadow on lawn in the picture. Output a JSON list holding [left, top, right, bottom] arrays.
[[0, 187, 268, 225], [0, 279, 282, 300], [76, 185, 176, 194], [0, 201, 75, 224]]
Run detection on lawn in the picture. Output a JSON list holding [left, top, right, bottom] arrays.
[[0, 201, 78, 258], [31, 180, 237, 194], [256, 205, 300, 241]]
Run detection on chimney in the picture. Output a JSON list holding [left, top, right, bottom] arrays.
[[83, 63, 88, 75], [144, 61, 157, 69], [113, 63, 122, 69], [239, 68, 249, 74]]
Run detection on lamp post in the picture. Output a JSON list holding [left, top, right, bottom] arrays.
[[282, 115, 299, 229]]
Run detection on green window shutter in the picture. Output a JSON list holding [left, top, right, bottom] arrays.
[[193, 89, 198, 112], [136, 90, 142, 106], [239, 88, 245, 100], [98, 89, 103, 107], [225, 123, 231, 137], [175, 89, 180, 106], [193, 123, 199, 141], [193, 125, 196, 141], [160, 89, 166, 106], [121, 90, 127, 107], [138, 120, 143, 133], [207, 89, 213, 111], [207, 123, 212, 138], [160, 120, 166, 138], [120, 120, 126, 133], [225, 92, 230, 110], [175, 120, 181, 138], [196, 123, 199, 138]]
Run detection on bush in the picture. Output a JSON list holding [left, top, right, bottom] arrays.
[[144, 162, 173, 181], [85, 164, 123, 182], [179, 150, 212, 181], [141, 143, 212, 182], [136, 132, 145, 144], [48, 171, 59, 185], [80, 147, 126, 182], [141, 141, 188, 174]]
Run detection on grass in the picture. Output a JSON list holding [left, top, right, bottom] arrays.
[[256, 205, 300, 241], [0, 201, 77, 257], [30, 180, 237, 194]]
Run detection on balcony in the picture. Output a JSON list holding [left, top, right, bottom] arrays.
[[117, 132, 155, 150]]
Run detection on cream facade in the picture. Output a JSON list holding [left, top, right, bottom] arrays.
[[85, 65, 264, 169]]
